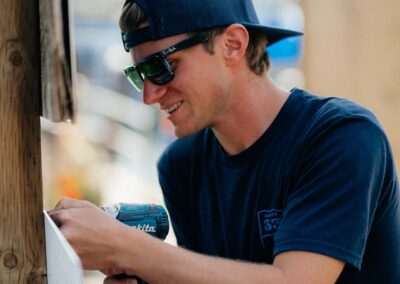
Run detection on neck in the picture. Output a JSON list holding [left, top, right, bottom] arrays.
[[212, 74, 289, 155]]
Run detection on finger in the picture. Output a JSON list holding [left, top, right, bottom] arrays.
[[47, 209, 67, 226], [48, 197, 77, 213], [100, 268, 110, 276], [100, 267, 125, 276], [103, 276, 138, 284], [49, 197, 96, 213], [52, 197, 78, 211]]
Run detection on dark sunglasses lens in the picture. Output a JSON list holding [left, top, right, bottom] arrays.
[[141, 58, 174, 85], [123, 67, 144, 92], [141, 58, 165, 76]]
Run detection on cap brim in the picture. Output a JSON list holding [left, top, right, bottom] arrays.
[[242, 23, 303, 46]]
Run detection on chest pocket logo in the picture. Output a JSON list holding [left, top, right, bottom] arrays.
[[257, 209, 282, 248]]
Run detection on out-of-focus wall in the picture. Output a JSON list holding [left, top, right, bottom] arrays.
[[301, 0, 400, 174]]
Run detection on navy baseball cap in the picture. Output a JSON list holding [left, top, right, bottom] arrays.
[[122, 0, 303, 51]]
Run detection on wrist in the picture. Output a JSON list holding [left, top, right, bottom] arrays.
[[113, 226, 149, 272]]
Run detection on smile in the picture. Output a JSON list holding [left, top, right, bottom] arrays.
[[166, 102, 182, 114]]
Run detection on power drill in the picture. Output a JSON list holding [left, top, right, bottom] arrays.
[[101, 203, 169, 283]]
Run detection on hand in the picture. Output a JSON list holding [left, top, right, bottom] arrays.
[[49, 198, 132, 270]]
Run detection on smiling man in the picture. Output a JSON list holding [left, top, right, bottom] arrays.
[[50, 0, 400, 283]]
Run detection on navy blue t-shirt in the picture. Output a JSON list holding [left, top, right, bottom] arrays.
[[157, 88, 400, 283]]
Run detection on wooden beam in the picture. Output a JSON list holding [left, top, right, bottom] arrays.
[[0, 0, 46, 282], [40, 0, 76, 122]]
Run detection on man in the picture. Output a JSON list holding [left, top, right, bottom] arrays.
[[50, 0, 400, 283]]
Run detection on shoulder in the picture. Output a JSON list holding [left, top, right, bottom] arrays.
[[289, 89, 394, 183], [293, 89, 379, 124], [292, 89, 385, 139]]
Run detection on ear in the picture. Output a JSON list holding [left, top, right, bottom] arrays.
[[220, 24, 249, 67]]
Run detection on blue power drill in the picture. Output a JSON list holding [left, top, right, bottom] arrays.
[[101, 203, 170, 283]]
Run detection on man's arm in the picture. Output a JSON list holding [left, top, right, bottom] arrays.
[[50, 198, 344, 284], [118, 228, 344, 284]]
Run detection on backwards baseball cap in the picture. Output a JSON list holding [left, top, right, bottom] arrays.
[[121, 0, 303, 51]]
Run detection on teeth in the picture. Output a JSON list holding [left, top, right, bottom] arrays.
[[166, 102, 182, 114]]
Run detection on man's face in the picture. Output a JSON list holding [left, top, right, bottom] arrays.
[[130, 33, 233, 138]]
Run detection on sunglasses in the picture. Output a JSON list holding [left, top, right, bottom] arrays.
[[123, 34, 206, 92]]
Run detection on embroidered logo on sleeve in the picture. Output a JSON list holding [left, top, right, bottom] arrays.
[[257, 209, 282, 248]]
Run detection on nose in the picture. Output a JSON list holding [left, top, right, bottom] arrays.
[[142, 79, 168, 105]]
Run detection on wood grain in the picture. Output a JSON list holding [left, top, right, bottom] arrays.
[[0, 0, 46, 282], [40, 0, 76, 122]]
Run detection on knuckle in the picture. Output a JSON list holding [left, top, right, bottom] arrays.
[[56, 197, 71, 208], [57, 210, 74, 226], [82, 200, 94, 207], [62, 211, 72, 222]]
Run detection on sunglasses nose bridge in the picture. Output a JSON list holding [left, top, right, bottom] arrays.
[[142, 79, 169, 105]]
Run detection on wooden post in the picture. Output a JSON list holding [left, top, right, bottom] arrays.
[[40, 0, 76, 122], [0, 0, 46, 282]]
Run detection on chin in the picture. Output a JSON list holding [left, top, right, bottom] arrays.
[[174, 130, 192, 139], [174, 126, 200, 139], [173, 119, 209, 138]]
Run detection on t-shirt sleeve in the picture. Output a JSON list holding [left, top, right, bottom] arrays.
[[274, 116, 391, 270], [157, 146, 199, 250]]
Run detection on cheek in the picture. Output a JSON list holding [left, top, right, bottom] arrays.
[[171, 51, 229, 101], [175, 62, 208, 86], [179, 50, 223, 81]]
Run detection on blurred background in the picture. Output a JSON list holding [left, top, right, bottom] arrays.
[[40, 0, 400, 282]]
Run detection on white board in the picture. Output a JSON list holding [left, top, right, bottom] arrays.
[[44, 210, 83, 284]]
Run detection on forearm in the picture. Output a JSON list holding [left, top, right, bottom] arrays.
[[115, 229, 287, 284], [49, 199, 343, 283]]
